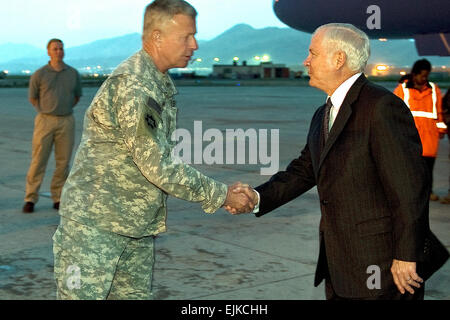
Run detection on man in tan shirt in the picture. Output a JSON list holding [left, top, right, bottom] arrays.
[[23, 38, 82, 213]]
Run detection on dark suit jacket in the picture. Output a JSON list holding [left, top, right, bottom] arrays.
[[255, 74, 430, 298]]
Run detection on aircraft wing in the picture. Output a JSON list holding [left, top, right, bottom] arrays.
[[415, 33, 450, 56]]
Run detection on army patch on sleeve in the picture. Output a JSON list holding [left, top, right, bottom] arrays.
[[147, 97, 162, 115], [141, 96, 162, 133], [145, 113, 157, 129]]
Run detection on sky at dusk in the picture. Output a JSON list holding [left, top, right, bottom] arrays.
[[0, 0, 286, 49]]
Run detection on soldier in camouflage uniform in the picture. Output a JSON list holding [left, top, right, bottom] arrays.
[[53, 0, 253, 300]]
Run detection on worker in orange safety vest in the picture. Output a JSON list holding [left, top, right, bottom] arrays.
[[441, 89, 450, 204], [394, 59, 447, 201]]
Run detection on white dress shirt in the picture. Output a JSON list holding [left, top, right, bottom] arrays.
[[252, 73, 362, 214], [327, 72, 362, 130]]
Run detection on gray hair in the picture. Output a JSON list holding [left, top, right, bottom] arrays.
[[142, 0, 197, 40], [314, 23, 370, 72]]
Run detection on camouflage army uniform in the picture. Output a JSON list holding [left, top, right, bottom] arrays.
[[53, 49, 228, 300]]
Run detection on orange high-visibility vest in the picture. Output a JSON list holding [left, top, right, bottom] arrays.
[[394, 81, 447, 157]]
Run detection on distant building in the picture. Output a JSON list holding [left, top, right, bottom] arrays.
[[367, 63, 450, 79], [212, 61, 290, 79]]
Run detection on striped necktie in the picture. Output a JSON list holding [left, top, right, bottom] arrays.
[[323, 98, 333, 143]]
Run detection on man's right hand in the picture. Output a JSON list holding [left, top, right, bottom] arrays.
[[222, 182, 258, 215]]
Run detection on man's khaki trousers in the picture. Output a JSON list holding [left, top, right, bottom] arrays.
[[25, 113, 75, 204]]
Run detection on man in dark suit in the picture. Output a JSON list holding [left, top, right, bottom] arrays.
[[226, 23, 431, 300]]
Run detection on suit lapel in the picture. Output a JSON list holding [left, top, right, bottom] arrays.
[[318, 74, 367, 171]]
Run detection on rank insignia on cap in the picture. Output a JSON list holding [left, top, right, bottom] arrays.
[[146, 114, 157, 129]]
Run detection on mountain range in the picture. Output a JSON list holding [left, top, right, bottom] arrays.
[[1, 24, 449, 75]]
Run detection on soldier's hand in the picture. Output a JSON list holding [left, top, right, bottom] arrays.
[[223, 182, 257, 214]]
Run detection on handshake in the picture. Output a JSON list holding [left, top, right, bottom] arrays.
[[222, 182, 258, 215]]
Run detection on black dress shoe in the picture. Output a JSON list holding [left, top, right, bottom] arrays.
[[53, 202, 60, 210], [22, 202, 34, 213]]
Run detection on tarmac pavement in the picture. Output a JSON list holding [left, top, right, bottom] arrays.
[[0, 84, 448, 300]]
